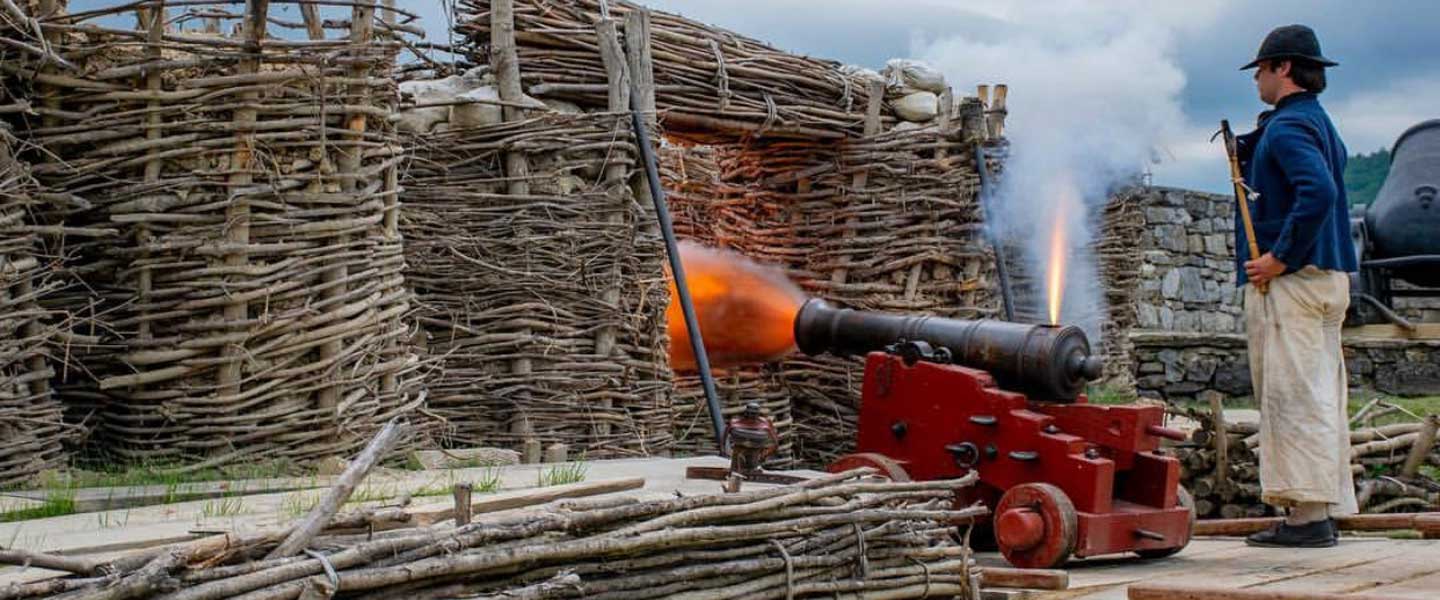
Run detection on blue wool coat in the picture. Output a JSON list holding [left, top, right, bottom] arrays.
[[1234, 92, 1358, 286]]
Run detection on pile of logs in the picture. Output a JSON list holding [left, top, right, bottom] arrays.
[[1176, 403, 1440, 518], [3, 467, 1000, 599]]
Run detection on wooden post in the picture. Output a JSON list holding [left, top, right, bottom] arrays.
[[452, 483, 473, 526], [492, 0, 535, 442], [491, 0, 530, 197], [624, 9, 656, 116], [522, 438, 542, 464], [134, 1, 165, 343], [830, 79, 886, 288], [989, 84, 1009, 138], [314, 0, 373, 417], [1401, 414, 1439, 478], [1210, 394, 1230, 494], [219, 0, 267, 401], [300, 0, 325, 40], [623, 7, 659, 237], [936, 86, 953, 160], [592, 18, 632, 442], [544, 443, 569, 464]]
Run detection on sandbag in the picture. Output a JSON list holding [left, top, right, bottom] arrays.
[[398, 75, 477, 133], [840, 64, 885, 84], [450, 86, 504, 129], [883, 59, 946, 94], [893, 91, 939, 123]]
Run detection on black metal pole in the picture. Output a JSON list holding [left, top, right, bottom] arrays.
[[975, 144, 1016, 322], [629, 105, 728, 453]]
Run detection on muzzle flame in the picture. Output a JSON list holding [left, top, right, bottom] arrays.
[[1046, 192, 1071, 325], [666, 242, 806, 371]]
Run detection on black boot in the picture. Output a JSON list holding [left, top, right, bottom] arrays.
[[1245, 519, 1337, 548]]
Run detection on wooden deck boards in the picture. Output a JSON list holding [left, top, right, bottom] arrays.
[[1009, 536, 1440, 599]]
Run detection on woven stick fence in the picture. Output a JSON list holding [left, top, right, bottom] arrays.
[[443, 0, 1006, 467], [400, 112, 674, 458], [1, 0, 425, 468], [456, 0, 889, 142], [0, 124, 72, 487], [1095, 187, 1147, 391], [666, 123, 1002, 467]]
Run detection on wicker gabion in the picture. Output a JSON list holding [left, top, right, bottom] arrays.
[[0, 124, 70, 487], [400, 112, 674, 458], [1, 1, 425, 467], [665, 126, 1003, 467], [457, 0, 888, 141]]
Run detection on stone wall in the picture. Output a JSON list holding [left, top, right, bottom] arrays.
[[1120, 186, 1440, 401], [1132, 331, 1440, 401], [1132, 187, 1243, 334]]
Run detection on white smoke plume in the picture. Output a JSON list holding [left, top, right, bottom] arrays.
[[915, 3, 1224, 338]]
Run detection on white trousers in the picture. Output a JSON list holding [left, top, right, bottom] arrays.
[[1244, 266, 1358, 515]]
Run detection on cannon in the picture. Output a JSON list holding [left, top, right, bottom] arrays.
[[1350, 119, 1440, 328], [796, 299, 1194, 568]]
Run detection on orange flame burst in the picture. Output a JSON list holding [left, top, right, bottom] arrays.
[[666, 242, 807, 371], [1046, 194, 1071, 325]]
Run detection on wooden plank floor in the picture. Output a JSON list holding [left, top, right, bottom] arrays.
[[985, 536, 1440, 599]]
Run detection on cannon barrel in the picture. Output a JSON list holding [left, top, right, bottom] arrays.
[[793, 299, 1104, 401]]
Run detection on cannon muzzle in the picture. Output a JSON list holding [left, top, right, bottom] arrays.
[[793, 299, 1103, 401]]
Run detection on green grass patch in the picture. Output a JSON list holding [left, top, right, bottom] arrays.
[[200, 495, 247, 519], [1086, 383, 1138, 405], [4, 458, 305, 494], [538, 461, 588, 487], [0, 488, 77, 523]]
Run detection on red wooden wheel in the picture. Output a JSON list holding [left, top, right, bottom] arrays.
[[1136, 486, 1195, 559], [826, 452, 912, 481], [994, 483, 1078, 569]]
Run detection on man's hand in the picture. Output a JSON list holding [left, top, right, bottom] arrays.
[[1245, 252, 1287, 285]]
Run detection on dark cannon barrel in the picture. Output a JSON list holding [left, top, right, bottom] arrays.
[[1366, 118, 1440, 287], [793, 299, 1104, 401]]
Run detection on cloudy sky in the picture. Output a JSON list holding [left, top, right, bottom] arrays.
[[409, 0, 1438, 194]]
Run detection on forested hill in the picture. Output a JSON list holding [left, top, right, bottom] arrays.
[[1345, 148, 1391, 206]]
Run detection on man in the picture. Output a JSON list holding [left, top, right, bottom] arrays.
[[1234, 24, 1357, 548]]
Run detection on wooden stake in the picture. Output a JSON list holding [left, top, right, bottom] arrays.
[[543, 443, 569, 464], [1210, 395, 1230, 495], [452, 483, 473, 526], [830, 79, 886, 287], [1400, 414, 1439, 478], [592, 16, 630, 441], [218, 0, 267, 401]]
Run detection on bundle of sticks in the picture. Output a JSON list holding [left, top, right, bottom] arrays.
[[455, 0, 887, 141], [2, 467, 1004, 599], [1176, 403, 1440, 518]]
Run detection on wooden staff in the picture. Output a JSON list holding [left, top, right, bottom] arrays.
[[1219, 119, 1267, 294]]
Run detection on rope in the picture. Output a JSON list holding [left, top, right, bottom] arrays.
[[908, 557, 933, 599], [760, 93, 779, 134], [769, 539, 795, 600], [304, 549, 340, 588], [851, 522, 870, 580], [710, 39, 731, 110]]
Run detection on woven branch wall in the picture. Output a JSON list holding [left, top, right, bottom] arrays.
[[0, 124, 69, 487], [457, 0, 890, 141], [400, 113, 673, 458], [666, 129, 1003, 467], [1, 1, 424, 467]]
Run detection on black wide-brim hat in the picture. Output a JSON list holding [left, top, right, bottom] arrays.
[[1241, 24, 1339, 70]]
